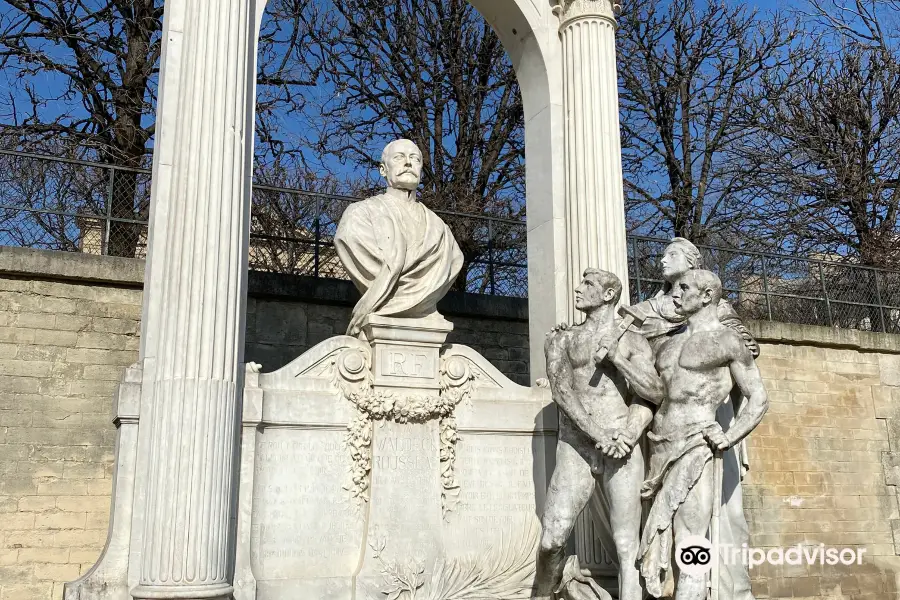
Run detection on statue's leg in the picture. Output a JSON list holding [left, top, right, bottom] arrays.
[[673, 459, 715, 600], [601, 444, 645, 600], [535, 439, 595, 599]]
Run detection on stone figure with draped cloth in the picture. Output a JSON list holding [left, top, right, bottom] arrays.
[[613, 268, 768, 600], [629, 238, 761, 600], [334, 139, 464, 336]]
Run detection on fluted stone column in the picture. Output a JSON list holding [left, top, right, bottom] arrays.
[[131, 0, 256, 598], [554, 0, 629, 581], [554, 0, 629, 321]]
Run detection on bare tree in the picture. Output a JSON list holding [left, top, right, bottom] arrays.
[[617, 0, 798, 245], [804, 0, 900, 45], [249, 154, 369, 277], [0, 0, 313, 257], [294, 0, 525, 290], [0, 0, 162, 256], [745, 2, 900, 269]]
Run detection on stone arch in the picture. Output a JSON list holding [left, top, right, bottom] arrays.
[[66, 1, 625, 598], [250, 0, 569, 378], [465, 0, 568, 378]]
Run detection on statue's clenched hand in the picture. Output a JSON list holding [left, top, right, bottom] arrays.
[[593, 428, 631, 459], [547, 322, 570, 337], [703, 422, 730, 451], [594, 331, 620, 364], [612, 427, 640, 451]]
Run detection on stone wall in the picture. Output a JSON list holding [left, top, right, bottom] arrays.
[[3, 248, 900, 599], [0, 251, 142, 600], [0, 248, 528, 600], [744, 322, 900, 599]]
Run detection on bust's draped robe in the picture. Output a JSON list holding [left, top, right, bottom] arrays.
[[334, 194, 463, 324]]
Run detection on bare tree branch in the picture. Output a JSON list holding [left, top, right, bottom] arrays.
[[618, 0, 799, 246]]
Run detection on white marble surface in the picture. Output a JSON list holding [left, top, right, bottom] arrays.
[[68, 0, 635, 596], [334, 140, 464, 335], [234, 335, 553, 600]]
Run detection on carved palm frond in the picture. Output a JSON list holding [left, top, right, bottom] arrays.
[[421, 518, 539, 600]]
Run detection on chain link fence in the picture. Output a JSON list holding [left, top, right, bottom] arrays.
[[629, 236, 900, 334], [0, 150, 529, 297], [2, 150, 900, 333]]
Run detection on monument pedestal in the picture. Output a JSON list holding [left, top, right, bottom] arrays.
[[231, 317, 554, 600], [361, 313, 452, 390]]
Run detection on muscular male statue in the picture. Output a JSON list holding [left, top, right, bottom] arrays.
[[630, 238, 759, 600], [334, 139, 463, 336], [537, 269, 660, 600], [614, 270, 769, 600]]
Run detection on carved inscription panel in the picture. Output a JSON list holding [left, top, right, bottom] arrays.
[[443, 433, 542, 556], [250, 428, 364, 579], [374, 345, 439, 387], [361, 421, 443, 573]]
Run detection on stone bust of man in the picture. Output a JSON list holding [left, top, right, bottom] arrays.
[[335, 139, 464, 336]]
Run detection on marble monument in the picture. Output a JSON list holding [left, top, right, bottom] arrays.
[[231, 140, 553, 599], [537, 269, 657, 600], [63, 1, 656, 598]]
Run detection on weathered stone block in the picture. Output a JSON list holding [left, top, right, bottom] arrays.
[[74, 332, 127, 350], [0, 582, 54, 600], [39, 297, 79, 315], [33, 512, 86, 530], [90, 317, 138, 335], [31, 330, 77, 347], [64, 348, 135, 366]]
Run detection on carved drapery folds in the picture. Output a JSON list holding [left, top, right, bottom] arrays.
[[333, 347, 476, 515]]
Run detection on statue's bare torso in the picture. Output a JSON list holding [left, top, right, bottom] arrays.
[[653, 325, 741, 437], [538, 318, 651, 600], [556, 320, 632, 431]]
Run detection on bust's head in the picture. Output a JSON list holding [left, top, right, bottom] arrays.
[[379, 139, 423, 192]]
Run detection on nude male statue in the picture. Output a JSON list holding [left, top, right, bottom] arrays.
[[536, 269, 661, 600], [334, 139, 464, 336], [610, 270, 769, 600], [629, 238, 759, 600]]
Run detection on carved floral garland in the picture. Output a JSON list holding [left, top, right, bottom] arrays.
[[332, 346, 475, 515]]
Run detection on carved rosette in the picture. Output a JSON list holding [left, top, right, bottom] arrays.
[[553, 0, 621, 28], [333, 348, 477, 514]]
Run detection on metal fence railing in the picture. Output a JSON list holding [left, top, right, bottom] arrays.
[[629, 236, 900, 335], [1, 150, 899, 333], [0, 149, 527, 297]]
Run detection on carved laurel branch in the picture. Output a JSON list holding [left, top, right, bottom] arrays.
[[367, 518, 540, 600], [333, 348, 476, 514]]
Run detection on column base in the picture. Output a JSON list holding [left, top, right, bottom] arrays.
[[130, 582, 234, 600]]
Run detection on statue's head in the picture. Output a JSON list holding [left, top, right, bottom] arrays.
[[574, 268, 622, 313], [672, 269, 722, 316], [661, 237, 703, 282], [379, 139, 423, 192]]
